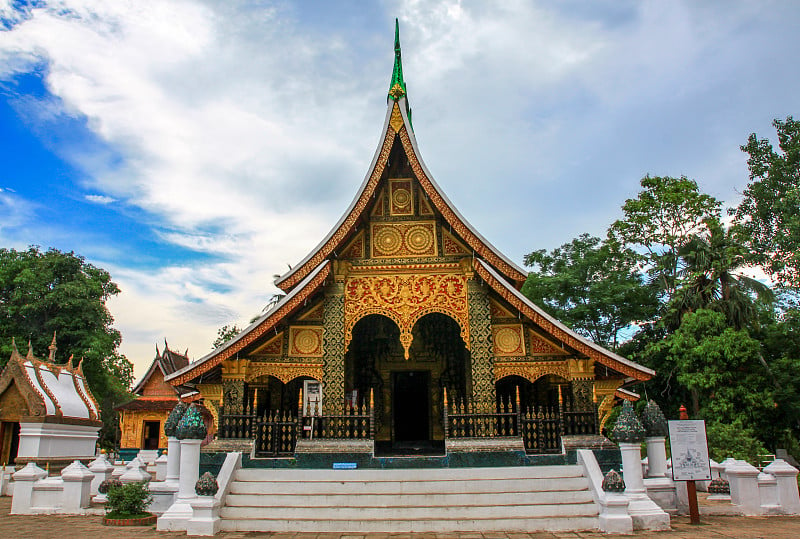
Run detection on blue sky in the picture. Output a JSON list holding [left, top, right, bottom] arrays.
[[1, 1, 799, 381]]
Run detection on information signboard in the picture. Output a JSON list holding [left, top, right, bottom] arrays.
[[668, 419, 712, 481]]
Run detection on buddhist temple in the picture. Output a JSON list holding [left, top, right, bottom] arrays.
[[116, 342, 193, 457], [165, 21, 653, 459]]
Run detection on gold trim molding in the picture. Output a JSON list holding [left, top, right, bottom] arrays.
[[494, 361, 570, 383], [246, 362, 323, 384]]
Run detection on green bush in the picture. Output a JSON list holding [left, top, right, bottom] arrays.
[[706, 419, 768, 464], [106, 481, 153, 518]]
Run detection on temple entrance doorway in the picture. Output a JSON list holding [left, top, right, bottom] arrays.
[[142, 421, 160, 450], [392, 371, 430, 443]]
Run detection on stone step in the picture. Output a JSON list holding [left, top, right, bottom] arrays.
[[220, 501, 597, 521], [229, 475, 590, 495], [219, 515, 600, 533], [233, 465, 584, 483], [224, 489, 595, 508]]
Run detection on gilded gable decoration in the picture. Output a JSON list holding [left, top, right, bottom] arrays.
[[298, 302, 325, 321], [344, 271, 470, 359], [289, 326, 324, 357], [528, 329, 569, 356], [490, 298, 516, 320], [371, 221, 437, 258], [389, 102, 405, 133], [492, 324, 526, 357], [419, 194, 434, 216], [389, 179, 414, 216], [251, 332, 283, 357], [370, 189, 385, 217], [442, 227, 470, 256], [339, 230, 365, 259]]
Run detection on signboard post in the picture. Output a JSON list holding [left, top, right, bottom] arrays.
[[668, 405, 711, 524]]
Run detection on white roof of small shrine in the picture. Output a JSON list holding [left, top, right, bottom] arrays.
[[0, 338, 100, 422]]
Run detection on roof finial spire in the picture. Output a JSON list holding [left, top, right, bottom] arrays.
[[48, 331, 57, 362], [388, 18, 406, 100]]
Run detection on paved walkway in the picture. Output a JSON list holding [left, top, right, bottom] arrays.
[[3, 497, 800, 538]]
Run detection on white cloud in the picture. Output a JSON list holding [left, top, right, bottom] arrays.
[[84, 194, 116, 204]]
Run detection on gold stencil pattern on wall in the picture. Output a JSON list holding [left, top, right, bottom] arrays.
[[371, 221, 437, 258], [492, 324, 526, 356], [288, 326, 324, 357], [344, 272, 470, 359], [528, 329, 568, 356], [389, 179, 414, 216], [251, 332, 283, 357]]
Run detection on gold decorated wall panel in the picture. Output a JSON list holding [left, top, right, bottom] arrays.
[[528, 329, 569, 356], [344, 270, 470, 359], [288, 326, 324, 357], [250, 332, 283, 357], [492, 324, 526, 357], [389, 178, 414, 216], [371, 221, 438, 258]]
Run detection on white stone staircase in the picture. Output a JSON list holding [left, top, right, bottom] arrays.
[[219, 465, 599, 533]]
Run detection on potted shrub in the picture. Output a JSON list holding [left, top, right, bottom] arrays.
[[102, 481, 156, 526]]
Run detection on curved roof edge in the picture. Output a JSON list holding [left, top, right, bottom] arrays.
[[275, 96, 527, 292], [273, 103, 397, 292], [474, 258, 654, 382], [397, 101, 527, 283], [166, 260, 331, 386]]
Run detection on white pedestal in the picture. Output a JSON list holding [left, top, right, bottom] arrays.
[[619, 442, 670, 530], [645, 437, 668, 478], [157, 438, 201, 531], [727, 460, 761, 515], [88, 454, 114, 496], [61, 460, 94, 513], [187, 496, 221, 536], [155, 452, 168, 481], [763, 459, 800, 514], [10, 463, 47, 515], [165, 436, 181, 487]]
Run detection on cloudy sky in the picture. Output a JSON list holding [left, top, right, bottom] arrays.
[[1, 1, 799, 381]]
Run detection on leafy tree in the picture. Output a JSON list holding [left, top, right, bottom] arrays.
[[212, 324, 241, 349], [734, 116, 800, 288], [609, 175, 721, 301], [0, 247, 132, 445], [522, 234, 658, 349], [644, 309, 771, 422]]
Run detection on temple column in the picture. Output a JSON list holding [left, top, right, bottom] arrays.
[[322, 281, 346, 412], [568, 359, 595, 411], [467, 279, 495, 410]]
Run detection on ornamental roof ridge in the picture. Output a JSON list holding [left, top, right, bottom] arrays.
[[274, 24, 527, 293]]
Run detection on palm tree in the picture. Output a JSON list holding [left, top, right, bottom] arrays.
[[667, 218, 773, 330]]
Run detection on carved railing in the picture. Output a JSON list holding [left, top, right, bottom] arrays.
[[219, 404, 258, 439], [254, 410, 297, 457], [442, 387, 599, 454], [443, 391, 518, 438], [298, 389, 374, 440]]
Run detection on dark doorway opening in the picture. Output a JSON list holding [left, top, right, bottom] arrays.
[[392, 371, 438, 455], [1, 422, 20, 465], [143, 421, 161, 450]]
